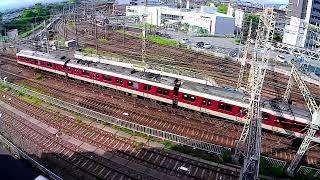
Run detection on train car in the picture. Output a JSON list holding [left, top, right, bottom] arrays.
[[15, 50, 318, 142], [179, 81, 314, 139]]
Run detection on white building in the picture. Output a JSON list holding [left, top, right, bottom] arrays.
[[126, 5, 235, 36], [117, 0, 159, 5]]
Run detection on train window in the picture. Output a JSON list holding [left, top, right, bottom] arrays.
[[82, 70, 90, 77], [276, 117, 286, 124], [163, 90, 169, 96], [74, 68, 79, 73], [225, 104, 232, 112], [25, 58, 29, 62], [207, 100, 212, 106], [34, 60, 38, 64], [202, 99, 206, 105], [157, 88, 163, 94], [67, 67, 71, 72], [143, 84, 148, 90], [116, 78, 123, 84], [61, 65, 65, 69], [262, 112, 270, 121], [133, 82, 139, 89], [93, 73, 99, 79], [47, 63, 52, 67], [128, 81, 133, 87], [54, 64, 58, 69], [143, 84, 151, 91], [103, 75, 112, 81], [40, 61, 44, 65], [218, 103, 225, 110], [182, 94, 188, 100], [189, 96, 196, 102]]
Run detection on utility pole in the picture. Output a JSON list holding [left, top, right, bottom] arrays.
[[95, 19, 98, 54], [141, 0, 148, 64], [123, 19, 126, 46], [63, 8, 67, 40], [75, 8, 79, 47]]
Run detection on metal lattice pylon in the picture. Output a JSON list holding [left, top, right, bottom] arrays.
[[236, 8, 275, 179], [237, 19, 253, 91], [285, 62, 320, 175]]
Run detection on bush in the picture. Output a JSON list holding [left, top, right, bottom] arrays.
[[221, 149, 232, 163]]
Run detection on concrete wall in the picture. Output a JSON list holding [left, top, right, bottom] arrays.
[[214, 16, 235, 36]]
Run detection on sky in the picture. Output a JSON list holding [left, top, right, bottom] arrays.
[[0, 0, 289, 12], [0, 0, 66, 12]]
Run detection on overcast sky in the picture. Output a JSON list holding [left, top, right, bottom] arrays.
[[0, 0, 66, 12], [0, 0, 289, 12]]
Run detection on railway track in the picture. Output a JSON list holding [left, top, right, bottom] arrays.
[[0, 88, 240, 180], [1, 56, 320, 168], [53, 19, 320, 109]]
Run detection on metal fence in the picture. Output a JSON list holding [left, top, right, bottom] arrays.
[[4, 80, 320, 176], [0, 133, 62, 180], [297, 166, 320, 178], [261, 156, 287, 169], [0, 80, 230, 154]]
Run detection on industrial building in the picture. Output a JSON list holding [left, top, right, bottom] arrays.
[[283, 0, 320, 48], [126, 4, 235, 36]]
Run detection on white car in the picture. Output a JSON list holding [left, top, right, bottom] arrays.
[[276, 55, 286, 63], [181, 38, 190, 44], [203, 42, 212, 49]]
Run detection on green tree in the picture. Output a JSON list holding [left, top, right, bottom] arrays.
[[244, 14, 260, 38], [68, 0, 77, 4], [34, 3, 42, 15], [217, 5, 228, 14], [21, 9, 36, 20]]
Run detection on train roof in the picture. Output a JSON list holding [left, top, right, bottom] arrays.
[[67, 58, 177, 88], [17, 50, 312, 123], [180, 80, 311, 123], [17, 50, 69, 65]]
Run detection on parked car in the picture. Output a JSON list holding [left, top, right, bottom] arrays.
[[196, 42, 204, 48], [203, 42, 212, 49], [276, 55, 286, 63], [181, 38, 190, 44]]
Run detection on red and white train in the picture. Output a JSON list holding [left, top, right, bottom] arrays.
[[16, 50, 319, 142]]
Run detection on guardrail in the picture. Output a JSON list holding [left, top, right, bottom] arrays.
[[0, 133, 62, 180], [0, 80, 230, 154]]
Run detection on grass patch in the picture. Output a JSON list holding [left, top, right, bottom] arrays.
[[83, 47, 97, 54], [34, 74, 46, 81], [131, 142, 144, 150], [0, 84, 43, 105], [147, 36, 177, 46], [19, 23, 43, 38], [233, 38, 240, 45], [97, 38, 108, 43]]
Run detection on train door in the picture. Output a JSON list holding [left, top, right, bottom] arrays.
[[172, 79, 181, 108]]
